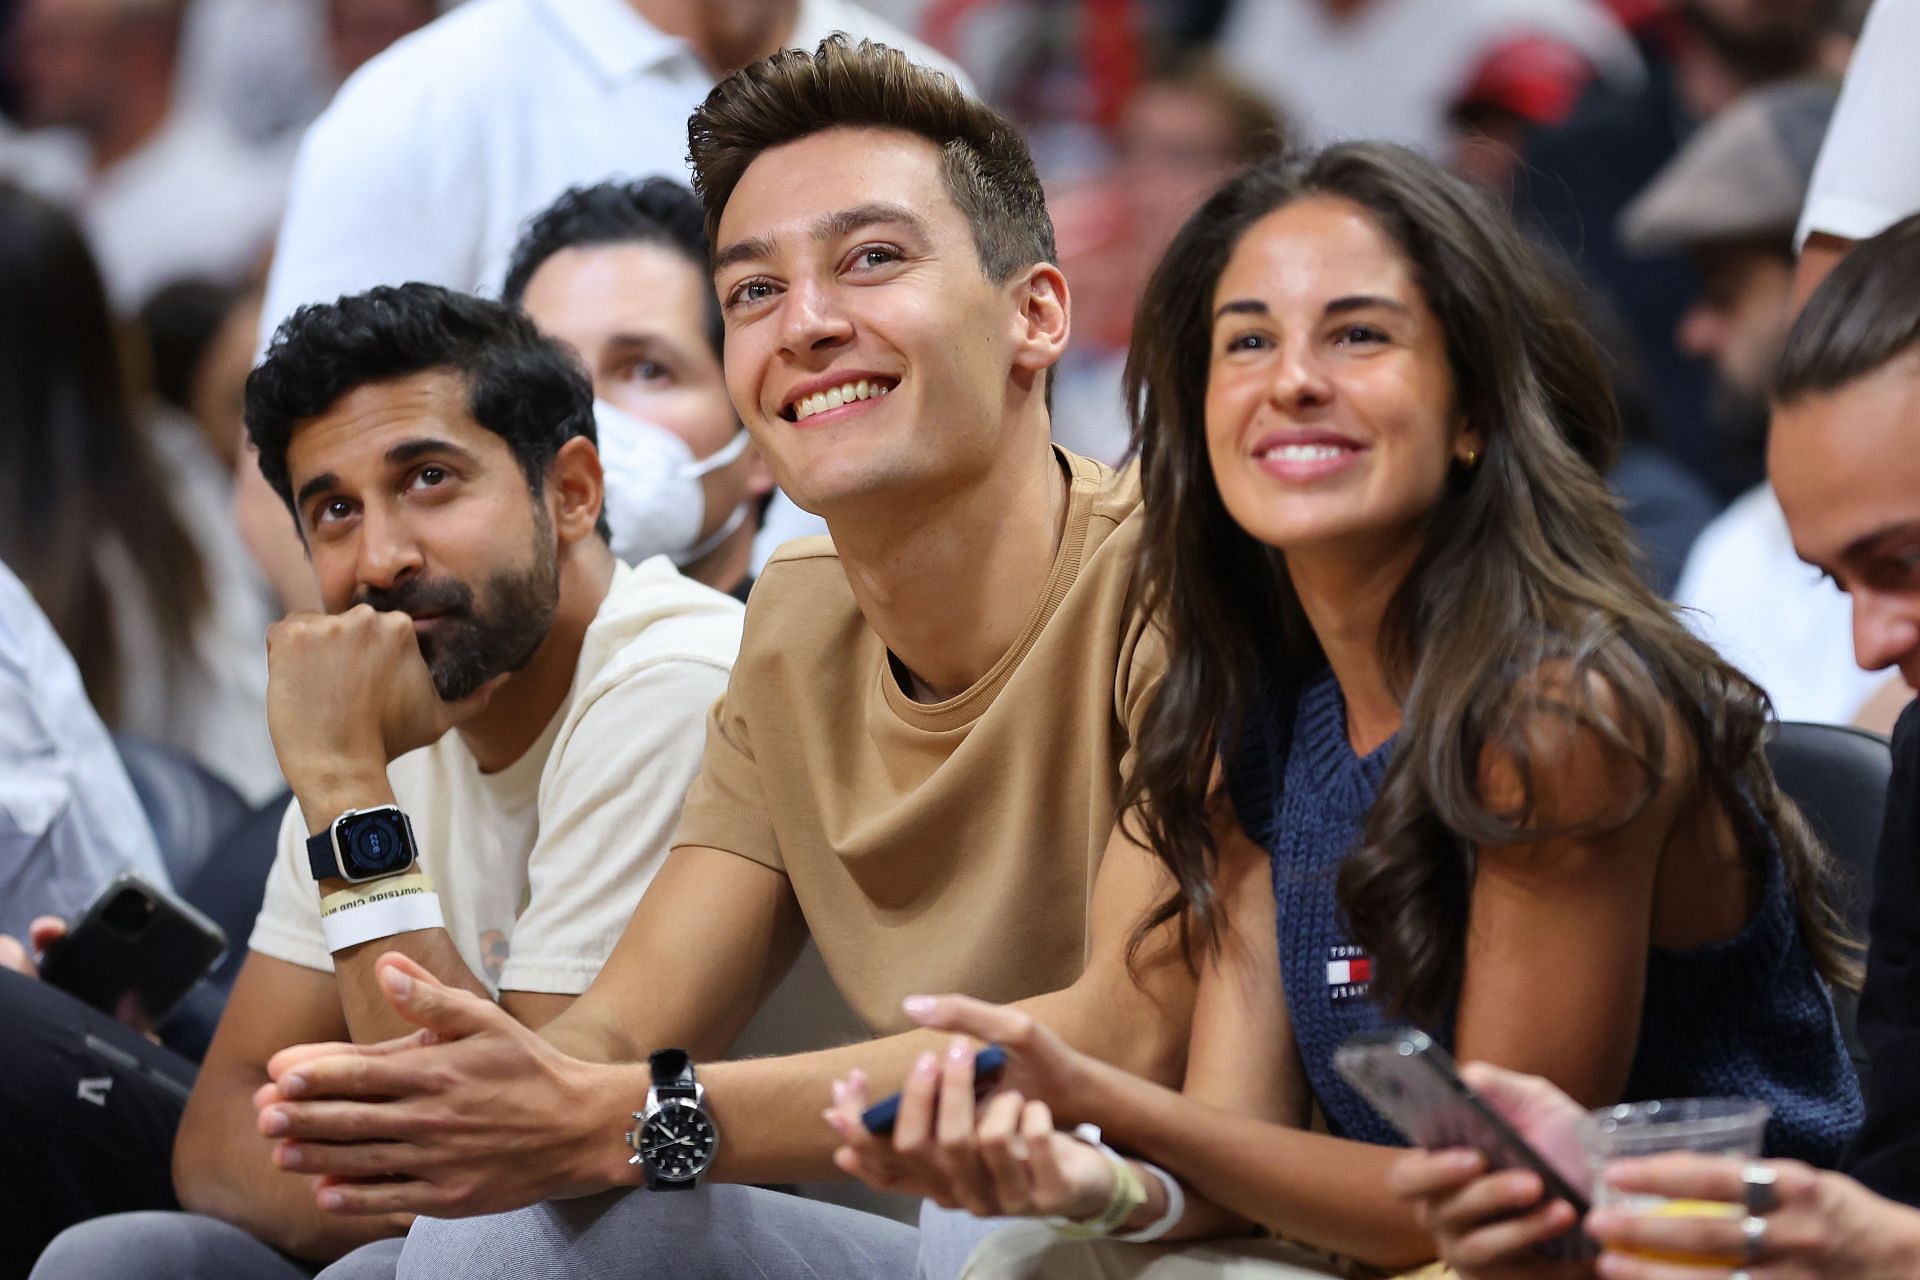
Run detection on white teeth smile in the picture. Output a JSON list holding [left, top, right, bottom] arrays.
[[789, 378, 894, 422], [1258, 444, 1349, 462]]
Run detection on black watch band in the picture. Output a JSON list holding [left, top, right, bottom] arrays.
[[649, 1048, 696, 1094], [306, 829, 342, 882]]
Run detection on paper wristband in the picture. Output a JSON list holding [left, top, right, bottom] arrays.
[[319, 877, 445, 953], [319, 872, 436, 916]]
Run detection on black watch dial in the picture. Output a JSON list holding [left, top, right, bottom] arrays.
[[640, 1099, 717, 1181], [339, 810, 412, 878]]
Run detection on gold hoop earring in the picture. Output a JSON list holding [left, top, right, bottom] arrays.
[[1462, 448, 1480, 468]]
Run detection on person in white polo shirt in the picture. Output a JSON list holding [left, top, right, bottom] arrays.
[[31, 284, 742, 1280], [237, 0, 960, 612]]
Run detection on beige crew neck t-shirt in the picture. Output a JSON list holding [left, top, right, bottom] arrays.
[[672, 449, 1163, 1035], [250, 557, 742, 995]]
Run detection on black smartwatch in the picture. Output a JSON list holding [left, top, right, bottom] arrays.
[[305, 805, 419, 883], [627, 1049, 719, 1190]]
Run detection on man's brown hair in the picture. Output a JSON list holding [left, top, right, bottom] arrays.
[[687, 35, 1055, 283]]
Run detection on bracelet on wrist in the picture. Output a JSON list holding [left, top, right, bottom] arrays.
[[1045, 1123, 1151, 1240]]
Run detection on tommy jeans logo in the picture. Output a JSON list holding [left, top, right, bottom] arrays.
[[1326, 944, 1372, 1002], [77, 1076, 113, 1107]]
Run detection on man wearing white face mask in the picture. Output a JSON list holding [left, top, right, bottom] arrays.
[[505, 179, 774, 600]]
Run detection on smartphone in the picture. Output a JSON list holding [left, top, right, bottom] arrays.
[[860, 1045, 1009, 1136], [1334, 1028, 1597, 1263], [40, 872, 227, 1030]]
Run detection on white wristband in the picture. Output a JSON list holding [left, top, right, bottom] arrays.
[[1113, 1161, 1185, 1243], [320, 883, 445, 953]]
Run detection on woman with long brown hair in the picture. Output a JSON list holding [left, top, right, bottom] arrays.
[[825, 144, 1863, 1277], [0, 181, 275, 803]]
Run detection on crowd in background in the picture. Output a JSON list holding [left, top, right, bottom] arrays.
[[1, 0, 1918, 1277], [0, 0, 1902, 811]]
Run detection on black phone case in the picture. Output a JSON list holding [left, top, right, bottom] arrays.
[[1334, 1028, 1598, 1263], [40, 872, 228, 1029]]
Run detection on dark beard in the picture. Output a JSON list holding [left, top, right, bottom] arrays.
[[356, 534, 560, 702]]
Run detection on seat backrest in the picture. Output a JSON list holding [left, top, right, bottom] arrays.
[[113, 733, 250, 890], [1765, 720, 1892, 1087]]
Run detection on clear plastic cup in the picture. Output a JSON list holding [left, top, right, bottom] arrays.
[[1583, 1098, 1771, 1266]]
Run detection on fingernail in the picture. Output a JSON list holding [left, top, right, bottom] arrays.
[[948, 1036, 970, 1062], [280, 1144, 304, 1169], [282, 1074, 307, 1098], [382, 967, 412, 999], [262, 1108, 288, 1135], [317, 1189, 343, 1212], [914, 1051, 938, 1076], [903, 996, 936, 1018]]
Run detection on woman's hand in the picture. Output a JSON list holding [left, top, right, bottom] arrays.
[[1589, 1156, 1920, 1280], [822, 993, 1110, 1216], [1387, 1062, 1596, 1280]]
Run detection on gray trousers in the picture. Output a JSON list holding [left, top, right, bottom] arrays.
[[30, 1211, 403, 1280], [32, 1190, 997, 1280], [959, 1224, 1364, 1278], [397, 1186, 1000, 1280]]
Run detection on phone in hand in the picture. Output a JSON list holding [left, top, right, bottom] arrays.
[[39, 871, 227, 1030], [860, 1045, 1009, 1136], [1334, 1028, 1597, 1262]]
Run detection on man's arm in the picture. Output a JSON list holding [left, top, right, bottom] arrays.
[[254, 818, 1194, 1214], [265, 605, 514, 1041], [174, 952, 411, 1260], [694, 819, 1192, 1183]]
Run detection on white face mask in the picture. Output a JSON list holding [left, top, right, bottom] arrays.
[[591, 399, 751, 568]]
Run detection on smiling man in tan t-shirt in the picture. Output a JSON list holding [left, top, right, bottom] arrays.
[[239, 38, 1188, 1280]]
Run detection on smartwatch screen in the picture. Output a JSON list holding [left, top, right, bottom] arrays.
[[340, 810, 413, 878]]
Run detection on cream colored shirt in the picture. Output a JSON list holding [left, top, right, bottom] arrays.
[[250, 557, 741, 994], [673, 450, 1163, 1034]]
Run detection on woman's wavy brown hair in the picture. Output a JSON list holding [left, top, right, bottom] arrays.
[[1118, 145, 1859, 1024]]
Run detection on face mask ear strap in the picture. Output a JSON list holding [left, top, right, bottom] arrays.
[[682, 428, 751, 480], [671, 500, 751, 567]]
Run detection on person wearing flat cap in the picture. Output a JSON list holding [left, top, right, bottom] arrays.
[[1625, 80, 1891, 732]]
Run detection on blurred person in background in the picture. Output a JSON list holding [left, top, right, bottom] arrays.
[[0, 0, 287, 311], [502, 178, 773, 601], [140, 279, 261, 475], [1437, 23, 1720, 599], [1790, 0, 1920, 729], [1521, 0, 1856, 501], [175, 0, 440, 150], [0, 182, 278, 802], [237, 0, 963, 609], [1793, 0, 1917, 299], [1449, 33, 1598, 193], [1392, 213, 1920, 1280], [1618, 80, 1887, 727], [1051, 52, 1284, 465], [1210, 0, 1640, 158]]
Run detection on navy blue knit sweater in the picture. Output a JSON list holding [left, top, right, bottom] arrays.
[[1224, 666, 1862, 1164]]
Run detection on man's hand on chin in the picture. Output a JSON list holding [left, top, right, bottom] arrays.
[[254, 954, 632, 1218], [266, 605, 505, 819]]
